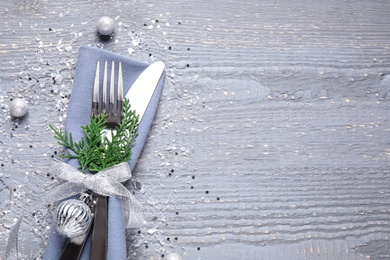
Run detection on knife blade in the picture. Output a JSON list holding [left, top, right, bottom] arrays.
[[125, 61, 165, 122]]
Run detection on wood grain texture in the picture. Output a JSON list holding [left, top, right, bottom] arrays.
[[0, 0, 390, 259]]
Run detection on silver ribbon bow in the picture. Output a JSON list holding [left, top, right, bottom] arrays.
[[4, 160, 144, 260]]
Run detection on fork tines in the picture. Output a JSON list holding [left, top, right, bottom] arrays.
[[92, 60, 124, 127]]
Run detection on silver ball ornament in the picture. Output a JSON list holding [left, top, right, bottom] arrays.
[[96, 16, 115, 36], [10, 98, 28, 118], [166, 253, 183, 260], [55, 199, 92, 238]]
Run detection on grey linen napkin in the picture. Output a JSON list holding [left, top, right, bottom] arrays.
[[43, 46, 165, 259]]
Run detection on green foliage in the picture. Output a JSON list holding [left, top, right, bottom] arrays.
[[50, 98, 139, 173]]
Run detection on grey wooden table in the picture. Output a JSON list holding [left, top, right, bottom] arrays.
[[1, 0, 390, 259]]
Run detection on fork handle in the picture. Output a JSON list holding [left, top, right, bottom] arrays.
[[90, 195, 108, 260]]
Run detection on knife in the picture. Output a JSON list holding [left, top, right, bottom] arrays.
[[59, 60, 165, 260]]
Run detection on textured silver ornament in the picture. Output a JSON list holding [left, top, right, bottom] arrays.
[[10, 98, 28, 118], [96, 16, 115, 36], [55, 198, 92, 238]]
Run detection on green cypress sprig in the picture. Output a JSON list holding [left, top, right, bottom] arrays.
[[50, 98, 139, 173]]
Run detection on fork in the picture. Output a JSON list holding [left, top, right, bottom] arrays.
[[92, 60, 123, 129], [59, 60, 123, 260], [90, 60, 124, 260]]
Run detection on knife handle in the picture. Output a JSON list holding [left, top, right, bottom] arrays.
[[90, 195, 108, 260]]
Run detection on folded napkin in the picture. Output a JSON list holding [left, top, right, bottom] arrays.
[[43, 46, 165, 259]]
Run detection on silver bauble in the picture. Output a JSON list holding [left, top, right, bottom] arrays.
[[96, 16, 115, 36], [10, 98, 28, 118], [55, 199, 92, 238]]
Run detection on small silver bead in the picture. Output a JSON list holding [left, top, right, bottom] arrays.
[[96, 16, 115, 36], [10, 98, 28, 118]]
